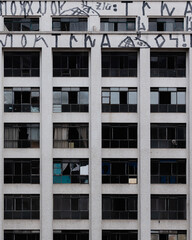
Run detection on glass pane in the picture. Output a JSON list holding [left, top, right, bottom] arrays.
[[79, 91, 88, 104], [53, 92, 61, 104], [177, 92, 185, 104], [80, 164, 88, 175], [4, 91, 13, 104], [111, 92, 119, 104], [62, 92, 68, 104], [171, 92, 176, 104], [129, 92, 137, 104], [151, 92, 158, 104]]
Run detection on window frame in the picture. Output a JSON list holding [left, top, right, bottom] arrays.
[[4, 194, 40, 219], [151, 158, 186, 184], [151, 195, 186, 220], [102, 158, 137, 184], [102, 230, 138, 240], [102, 123, 137, 148], [151, 230, 187, 240], [52, 17, 87, 31], [4, 230, 40, 240], [4, 51, 40, 77], [100, 18, 136, 31], [53, 194, 89, 219], [53, 51, 89, 77], [53, 123, 89, 148], [53, 87, 89, 113], [4, 87, 40, 113], [149, 18, 184, 31], [102, 194, 137, 219], [150, 52, 186, 78], [151, 87, 186, 112], [4, 158, 40, 184], [4, 123, 40, 148], [102, 52, 137, 77], [102, 87, 137, 112], [151, 123, 186, 148], [4, 17, 39, 31], [53, 158, 89, 184]]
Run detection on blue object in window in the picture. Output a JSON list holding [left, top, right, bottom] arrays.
[[53, 176, 62, 183], [53, 168, 62, 175], [170, 176, 176, 183], [102, 162, 110, 174], [61, 176, 71, 183], [160, 176, 166, 183]]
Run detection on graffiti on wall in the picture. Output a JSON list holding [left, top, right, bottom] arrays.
[[0, 1, 192, 48]]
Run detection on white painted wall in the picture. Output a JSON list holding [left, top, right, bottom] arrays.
[[0, 1, 191, 240]]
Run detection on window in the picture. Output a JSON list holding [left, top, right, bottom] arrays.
[[151, 230, 186, 240], [101, 18, 135, 31], [4, 123, 40, 148], [4, 52, 40, 77], [53, 123, 88, 148], [52, 18, 87, 31], [151, 88, 186, 112], [4, 18, 39, 31], [53, 194, 89, 219], [102, 52, 137, 77], [54, 231, 89, 240], [102, 123, 137, 148], [4, 158, 40, 184], [151, 52, 186, 77], [102, 87, 137, 112], [151, 159, 186, 184], [53, 52, 88, 77], [53, 87, 88, 112], [149, 18, 184, 31], [102, 231, 137, 240], [53, 159, 88, 184], [151, 195, 186, 220], [151, 123, 186, 148], [4, 87, 40, 112], [4, 231, 40, 240], [4, 194, 40, 219], [102, 194, 137, 219], [102, 159, 137, 184]]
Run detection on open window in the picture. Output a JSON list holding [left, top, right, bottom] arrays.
[[53, 87, 88, 112], [102, 87, 137, 112], [151, 88, 186, 112], [53, 159, 88, 184]]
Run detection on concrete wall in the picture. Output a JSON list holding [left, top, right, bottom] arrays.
[[0, 1, 191, 240]]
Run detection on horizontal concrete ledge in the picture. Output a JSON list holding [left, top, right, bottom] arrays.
[[53, 220, 89, 229], [4, 220, 40, 230]]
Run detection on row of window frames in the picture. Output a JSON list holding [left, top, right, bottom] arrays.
[[4, 52, 187, 78], [4, 17, 185, 32], [4, 87, 186, 113], [4, 123, 187, 149], [4, 194, 187, 220], [3, 230, 188, 240], [4, 158, 186, 185]]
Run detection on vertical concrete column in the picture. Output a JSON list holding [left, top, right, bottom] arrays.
[[0, 17, 4, 31], [40, 9, 52, 31], [188, 49, 192, 240], [41, 46, 53, 240], [139, 48, 151, 240], [90, 43, 102, 240], [0, 47, 4, 240]]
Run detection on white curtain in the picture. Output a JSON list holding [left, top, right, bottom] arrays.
[[78, 127, 88, 148], [4, 127, 19, 148], [54, 127, 69, 148]]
